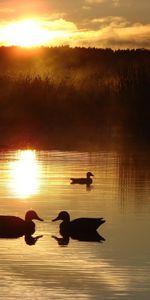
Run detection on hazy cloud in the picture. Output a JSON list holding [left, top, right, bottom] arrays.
[[85, 0, 120, 5], [0, 0, 149, 49], [41, 17, 150, 49], [91, 16, 129, 26], [112, 0, 120, 7], [0, 2, 15, 20], [70, 21, 150, 49], [82, 6, 92, 10], [85, 0, 107, 3], [44, 18, 77, 32], [0, 15, 150, 49], [0, 8, 15, 13]]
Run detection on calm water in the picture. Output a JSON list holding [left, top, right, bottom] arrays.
[[0, 149, 150, 299]]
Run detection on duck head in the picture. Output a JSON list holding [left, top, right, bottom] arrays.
[[25, 210, 43, 222], [87, 172, 94, 178], [52, 211, 70, 222]]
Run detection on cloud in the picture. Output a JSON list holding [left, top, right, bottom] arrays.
[[84, 0, 121, 8], [112, 0, 120, 7], [44, 18, 77, 32], [85, 0, 107, 3], [43, 17, 150, 49], [0, 2, 15, 20], [0, 15, 150, 49], [85, 0, 120, 5], [71, 19, 150, 49], [82, 6, 92, 10], [0, 8, 15, 13], [0, 0, 54, 19], [91, 16, 128, 27]]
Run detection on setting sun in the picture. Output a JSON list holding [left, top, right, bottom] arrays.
[[2, 19, 51, 47], [9, 150, 40, 198]]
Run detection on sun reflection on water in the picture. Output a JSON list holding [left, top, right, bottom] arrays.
[[9, 150, 40, 198]]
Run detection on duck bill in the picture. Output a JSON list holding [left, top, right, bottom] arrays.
[[36, 216, 44, 221], [52, 216, 59, 222]]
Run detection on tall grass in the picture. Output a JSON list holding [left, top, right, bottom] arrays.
[[0, 46, 150, 149]]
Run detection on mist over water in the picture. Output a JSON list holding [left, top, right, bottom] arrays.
[[0, 47, 150, 149]]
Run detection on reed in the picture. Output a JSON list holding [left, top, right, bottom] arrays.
[[0, 46, 149, 148]]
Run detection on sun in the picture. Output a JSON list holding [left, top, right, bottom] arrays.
[[9, 150, 40, 198], [3, 19, 51, 47]]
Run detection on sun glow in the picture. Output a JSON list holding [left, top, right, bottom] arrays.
[[3, 19, 51, 47], [9, 150, 40, 198]]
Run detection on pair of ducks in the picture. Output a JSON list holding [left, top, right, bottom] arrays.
[[0, 210, 105, 242], [0, 173, 105, 244]]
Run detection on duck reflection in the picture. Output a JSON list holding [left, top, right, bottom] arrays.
[[52, 231, 105, 246], [86, 184, 94, 191], [24, 234, 43, 245]]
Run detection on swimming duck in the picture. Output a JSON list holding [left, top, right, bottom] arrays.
[[0, 210, 43, 238], [70, 172, 94, 185], [52, 211, 105, 235]]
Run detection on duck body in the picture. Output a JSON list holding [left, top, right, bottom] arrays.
[[52, 211, 105, 236], [0, 216, 35, 238], [70, 172, 94, 185], [0, 210, 43, 238], [61, 217, 104, 234]]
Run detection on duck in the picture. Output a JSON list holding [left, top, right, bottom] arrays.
[[52, 211, 105, 236], [0, 210, 43, 238], [70, 172, 94, 185]]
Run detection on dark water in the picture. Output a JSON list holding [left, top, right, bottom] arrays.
[[0, 150, 150, 299]]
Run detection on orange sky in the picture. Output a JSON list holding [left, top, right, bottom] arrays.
[[0, 0, 150, 48]]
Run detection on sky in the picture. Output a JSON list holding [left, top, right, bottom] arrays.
[[0, 0, 150, 49]]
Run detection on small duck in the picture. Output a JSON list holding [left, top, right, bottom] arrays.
[[70, 172, 94, 185], [52, 211, 105, 235], [0, 210, 43, 238]]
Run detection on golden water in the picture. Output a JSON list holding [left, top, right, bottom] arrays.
[[0, 150, 150, 299]]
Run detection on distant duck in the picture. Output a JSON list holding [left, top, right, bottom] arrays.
[[70, 172, 94, 185], [0, 210, 43, 238], [52, 211, 105, 235]]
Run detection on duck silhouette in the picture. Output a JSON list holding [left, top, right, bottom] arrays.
[[24, 234, 43, 246], [52, 211, 105, 236], [52, 231, 105, 246], [70, 172, 94, 185], [0, 210, 43, 238]]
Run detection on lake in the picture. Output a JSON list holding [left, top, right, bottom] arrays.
[[0, 149, 150, 299]]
